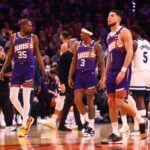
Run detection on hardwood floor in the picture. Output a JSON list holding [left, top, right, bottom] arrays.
[[0, 124, 149, 150]]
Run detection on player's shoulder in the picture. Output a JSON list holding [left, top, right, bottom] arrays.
[[93, 41, 102, 48], [31, 33, 37, 38], [120, 26, 130, 34]]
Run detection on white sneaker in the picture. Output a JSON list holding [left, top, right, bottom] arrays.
[[0, 118, 6, 127], [5, 126, 16, 131], [119, 125, 130, 133], [40, 118, 56, 129]]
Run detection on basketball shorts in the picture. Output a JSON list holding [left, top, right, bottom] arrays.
[[11, 62, 35, 85]]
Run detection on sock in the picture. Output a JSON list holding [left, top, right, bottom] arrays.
[[89, 119, 94, 130], [134, 109, 146, 131], [134, 114, 144, 124], [10, 87, 23, 116], [52, 114, 57, 121], [112, 122, 120, 136], [121, 115, 128, 126], [22, 87, 32, 127], [81, 113, 89, 123], [138, 109, 146, 117]]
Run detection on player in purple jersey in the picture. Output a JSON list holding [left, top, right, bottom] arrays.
[[101, 10, 149, 144], [0, 19, 46, 137], [68, 28, 105, 137]]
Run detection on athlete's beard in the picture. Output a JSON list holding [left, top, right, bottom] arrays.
[[108, 22, 116, 27], [26, 31, 32, 35]]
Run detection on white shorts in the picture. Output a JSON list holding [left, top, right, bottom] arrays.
[[130, 71, 150, 91]]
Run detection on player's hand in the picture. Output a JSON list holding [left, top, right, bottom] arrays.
[[60, 84, 66, 93], [0, 71, 4, 80], [116, 71, 125, 85], [68, 78, 74, 89], [98, 77, 106, 90]]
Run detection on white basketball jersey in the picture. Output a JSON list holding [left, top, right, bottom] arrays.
[[132, 38, 150, 72]]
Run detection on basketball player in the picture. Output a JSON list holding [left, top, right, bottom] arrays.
[[0, 19, 46, 137], [102, 10, 149, 144], [129, 25, 150, 131], [68, 28, 105, 136]]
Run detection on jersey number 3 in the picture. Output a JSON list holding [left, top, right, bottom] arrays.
[[18, 51, 27, 59], [80, 58, 85, 67]]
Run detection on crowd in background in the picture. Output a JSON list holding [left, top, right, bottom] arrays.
[[0, 0, 150, 127]]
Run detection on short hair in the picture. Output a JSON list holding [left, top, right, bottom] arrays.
[[110, 9, 122, 18], [129, 25, 142, 35], [60, 31, 69, 39], [18, 18, 30, 26]]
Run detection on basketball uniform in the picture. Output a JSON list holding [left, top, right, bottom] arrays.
[[106, 26, 131, 94], [11, 32, 35, 86], [130, 38, 150, 95], [74, 40, 98, 90]]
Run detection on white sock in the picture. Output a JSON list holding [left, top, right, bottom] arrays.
[[134, 109, 146, 130], [52, 114, 57, 121], [121, 115, 128, 126], [138, 109, 146, 117], [112, 122, 120, 136], [22, 87, 32, 127], [89, 119, 94, 130], [82, 113, 89, 123], [134, 114, 144, 124], [10, 87, 23, 116]]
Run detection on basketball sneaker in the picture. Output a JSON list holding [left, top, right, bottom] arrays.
[[119, 125, 130, 133], [26, 116, 34, 132], [41, 118, 56, 129], [101, 133, 122, 144], [17, 126, 27, 137], [83, 126, 95, 137]]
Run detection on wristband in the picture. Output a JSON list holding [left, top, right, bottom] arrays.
[[121, 67, 127, 72]]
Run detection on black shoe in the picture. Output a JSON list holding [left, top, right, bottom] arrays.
[[139, 119, 149, 139], [83, 121, 89, 130], [58, 126, 72, 131], [78, 125, 83, 131], [101, 133, 122, 144], [83, 126, 95, 137]]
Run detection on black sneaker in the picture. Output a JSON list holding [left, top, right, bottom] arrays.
[[83, 126, 95, 137], [58, 126, 72, 131], [83, 121, 89, 129], [101, 133, 122, 144], [139, 119, 149, 139]]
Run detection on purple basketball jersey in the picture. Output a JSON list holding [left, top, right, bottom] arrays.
[[107, 27, 126, 71], [10, 32, 35, 85], [14, 32, 34, 64], [77, 40, 97, 71]]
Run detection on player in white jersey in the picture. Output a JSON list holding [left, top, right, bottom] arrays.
[[129, 25, 150, 131]]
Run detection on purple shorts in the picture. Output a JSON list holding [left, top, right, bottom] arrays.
[[11, 62, 35, 85], [74, 70, 98, 90], [106, 68, 131, 94]]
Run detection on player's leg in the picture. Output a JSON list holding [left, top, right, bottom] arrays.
[[116, 90, 148, 139], [9, 64, 24, 117]]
